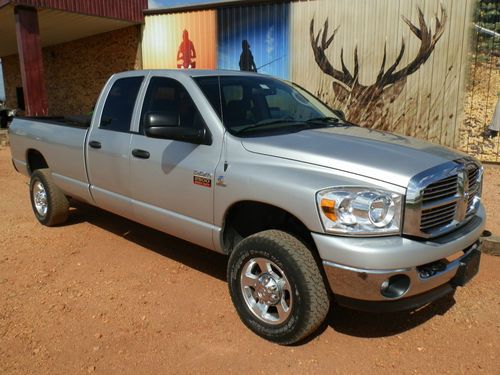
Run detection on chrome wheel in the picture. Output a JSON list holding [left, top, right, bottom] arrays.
[[240, 257, 293, 325], [32, 180, 48, 217]]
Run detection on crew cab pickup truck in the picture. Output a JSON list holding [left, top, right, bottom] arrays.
[[9, 70, 485, 344]]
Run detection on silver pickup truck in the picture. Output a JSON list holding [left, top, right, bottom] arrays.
[[9, 70, 485, 344]]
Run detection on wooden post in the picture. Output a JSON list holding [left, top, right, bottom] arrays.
[[14, 6, 48, 116]]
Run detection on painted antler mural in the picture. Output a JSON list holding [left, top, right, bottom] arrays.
[[310, 6, 447, 130]]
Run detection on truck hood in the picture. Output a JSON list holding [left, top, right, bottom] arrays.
[[241, 126, 466, 187]]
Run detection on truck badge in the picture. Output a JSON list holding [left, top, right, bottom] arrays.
[[193, 171, 212, 188]]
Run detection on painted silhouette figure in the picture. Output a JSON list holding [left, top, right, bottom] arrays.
[[239, 40, 257, 72], [177, 29, 196, 69]]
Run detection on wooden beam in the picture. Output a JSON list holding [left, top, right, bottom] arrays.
[[14, 5, 48, 116]]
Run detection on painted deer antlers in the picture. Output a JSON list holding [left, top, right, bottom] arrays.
[[310, 5, 448, 90]]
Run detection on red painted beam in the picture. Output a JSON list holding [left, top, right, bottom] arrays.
[[15, 6, 48, 116]]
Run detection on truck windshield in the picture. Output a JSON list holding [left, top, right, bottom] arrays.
[[194, 75, 345, 136]]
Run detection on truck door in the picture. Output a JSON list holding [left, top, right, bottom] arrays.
[[129, 76, 222, 250], [86, 74, 144, 218]]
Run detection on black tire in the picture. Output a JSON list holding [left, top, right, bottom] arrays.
[[29, 169, 69, 226], [227, 230, 330, 345]]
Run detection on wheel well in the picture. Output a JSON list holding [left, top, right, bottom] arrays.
[[27, 149, 48, 174], [222, 201, 316, 255]]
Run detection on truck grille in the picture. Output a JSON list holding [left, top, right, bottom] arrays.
[[466, 164, 480, 213], [422, 175, 458, 204], [404, 160, 482, 239], [420, 201, 457, 232]]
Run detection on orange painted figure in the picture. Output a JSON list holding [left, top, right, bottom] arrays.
[[177, 29, 196, 69]]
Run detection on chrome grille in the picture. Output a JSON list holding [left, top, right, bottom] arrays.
[[422, 175, 458, 204], [404, 159, 482, 239], [466, 164, 480, 213], [420, 201, 457, 232]]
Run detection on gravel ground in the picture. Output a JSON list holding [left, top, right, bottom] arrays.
[[0, 147, 499, 374]]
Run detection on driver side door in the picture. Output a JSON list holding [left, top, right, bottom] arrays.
[[129, 76, 222, 250]]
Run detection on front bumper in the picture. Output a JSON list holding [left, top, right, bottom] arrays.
[[313, 205, 485, 310]]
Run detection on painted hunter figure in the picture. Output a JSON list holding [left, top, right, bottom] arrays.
[[239, 40, 257, 72], [177, 29, 196, 69]]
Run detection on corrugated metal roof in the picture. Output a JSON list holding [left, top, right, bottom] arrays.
[[0, 5, 136, 56], [144, 0, 278, 15], [1, 0, 148, 22]]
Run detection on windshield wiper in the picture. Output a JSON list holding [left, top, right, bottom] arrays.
[[306, 116, 340, 124], [235, 116, 349, 136], [235, 119, 301, 135], [306, 116, 359, 128]]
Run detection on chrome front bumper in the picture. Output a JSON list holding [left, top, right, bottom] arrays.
[[313, 206, 485, 307], [323, 242, 481, 302]]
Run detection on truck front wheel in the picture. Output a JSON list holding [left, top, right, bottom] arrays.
[[227, 230, 330, 344], [29, 169, 69, 226]]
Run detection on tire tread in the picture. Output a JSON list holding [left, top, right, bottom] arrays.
[[228, 229, 330, 344], [30, 169, 69, 226]]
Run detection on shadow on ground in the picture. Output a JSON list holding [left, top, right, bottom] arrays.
[[328, 293, 455, 338], [67, 201, 456, 341], [67, 201, 228, 282]]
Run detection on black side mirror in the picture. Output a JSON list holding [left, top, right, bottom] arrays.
[[144, 112, 211, 145], [145, 111, 179, 128]]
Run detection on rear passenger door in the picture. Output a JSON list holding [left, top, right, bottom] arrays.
[[86, 74, 144, 218]]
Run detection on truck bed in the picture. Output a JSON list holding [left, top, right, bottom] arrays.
[[23, 115, 92, 128], [9, 116, 93, 203]]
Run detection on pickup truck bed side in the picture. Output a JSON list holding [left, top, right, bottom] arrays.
[[10, 117, 92, 204]]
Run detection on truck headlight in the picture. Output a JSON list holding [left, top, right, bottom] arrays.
[[317, 187, 402, 236]]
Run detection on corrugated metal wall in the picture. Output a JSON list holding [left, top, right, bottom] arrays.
[[291, 0, 474, 149], [142, 0, 479, 153], [218, 3, 289, 79], [142, 10, 217, 69]]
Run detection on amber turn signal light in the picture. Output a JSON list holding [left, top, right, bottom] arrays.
[[320, 198, 336, 221]]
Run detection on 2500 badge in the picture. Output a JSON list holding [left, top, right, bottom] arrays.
[[193, 171, 212, 188]]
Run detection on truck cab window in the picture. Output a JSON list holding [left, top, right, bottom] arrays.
[[100, 76, 143, 132], [140, 77, 205, 134]]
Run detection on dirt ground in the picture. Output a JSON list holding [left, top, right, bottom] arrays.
[[0, 147, 499, 375]]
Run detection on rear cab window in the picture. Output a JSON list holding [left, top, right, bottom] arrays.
[[100, 76, 144, 132]]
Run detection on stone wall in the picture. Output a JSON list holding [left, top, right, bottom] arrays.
[[2, 25, 142, 116]]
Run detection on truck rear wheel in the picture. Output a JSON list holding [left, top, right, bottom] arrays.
[[29, 169, 69, 226], [227, 230, 330, 344]]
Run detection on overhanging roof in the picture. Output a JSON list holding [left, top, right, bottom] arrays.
[[0, 0, 147, 22], [0, 4, 138, 57], [0, 0, 147, 57]]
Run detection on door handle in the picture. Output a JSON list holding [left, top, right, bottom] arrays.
[[89, 140, 101, 149], [132, 149, 150, 159]]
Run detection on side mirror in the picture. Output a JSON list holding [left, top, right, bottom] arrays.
[[144, 111, 179, 128], [144, 112, 211, 145], [332, 109, 346, 121]]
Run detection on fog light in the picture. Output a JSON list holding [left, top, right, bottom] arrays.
[[380, 274, 411, 299]]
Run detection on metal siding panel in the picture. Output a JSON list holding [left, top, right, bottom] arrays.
[[216, 2, 290, 79], [142, 10, 217, 69], [290, 0, 472, 146]]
